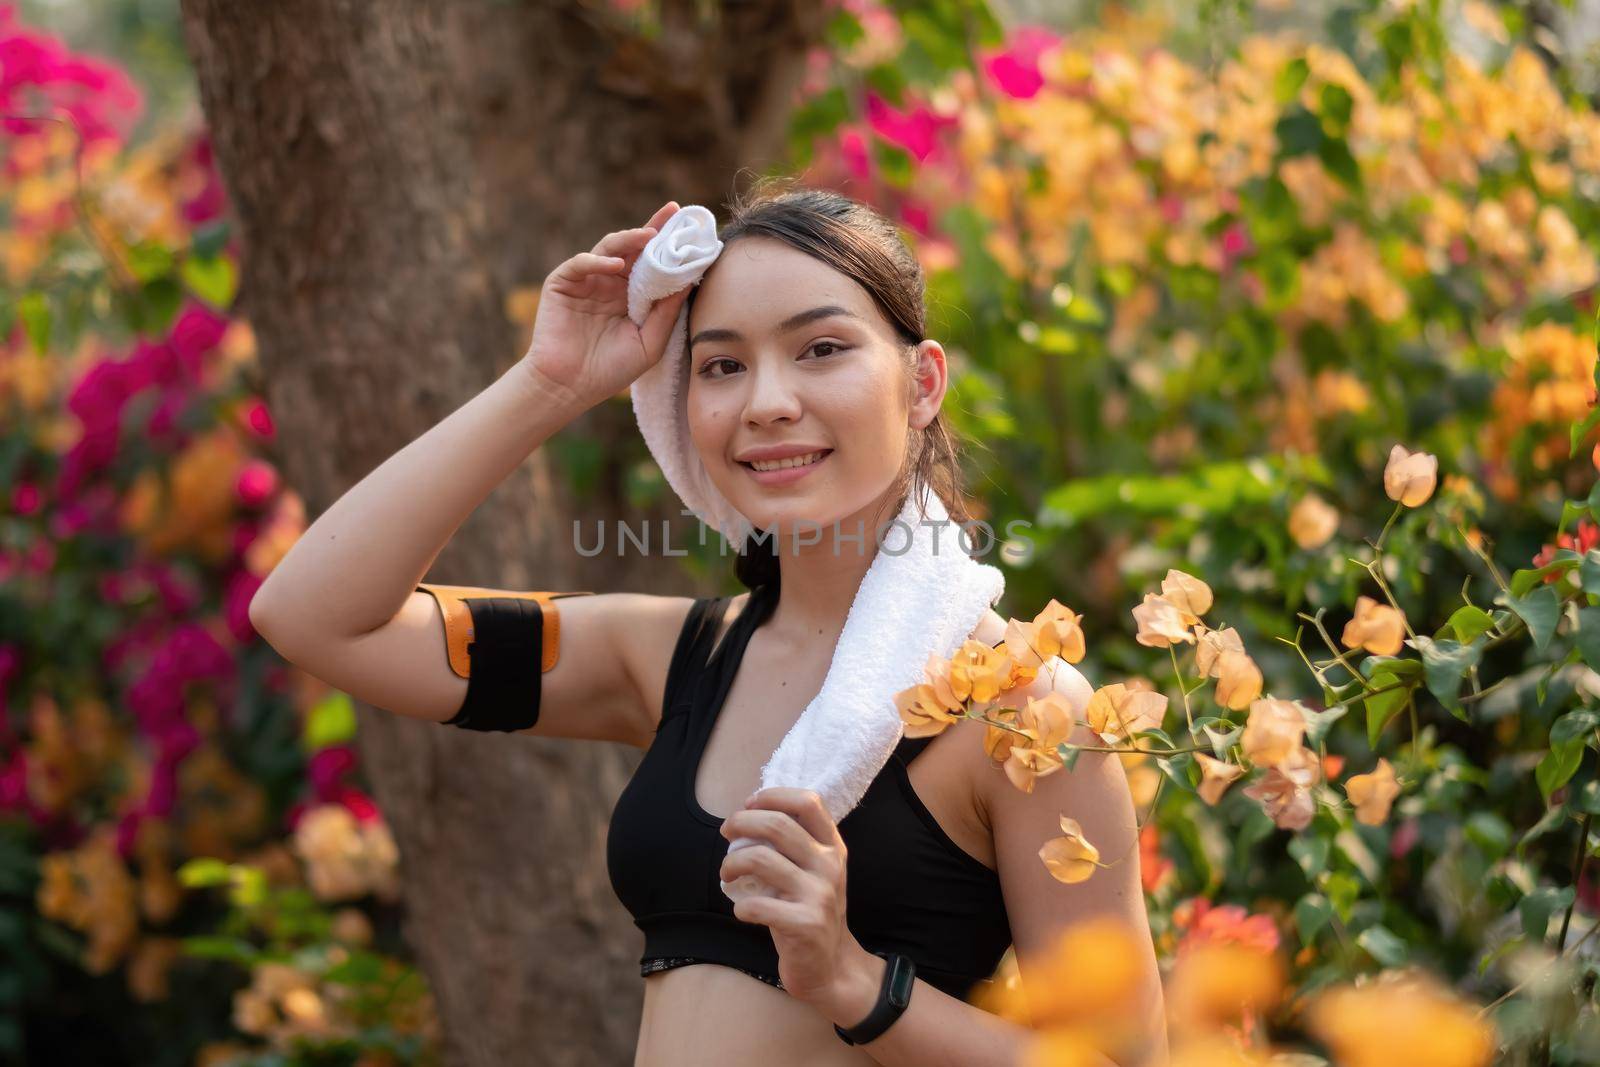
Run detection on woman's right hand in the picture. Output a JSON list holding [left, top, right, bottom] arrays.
[[521, 201, 695, 409]]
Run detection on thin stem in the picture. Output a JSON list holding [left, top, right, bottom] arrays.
[[1373, 501, 1405, 552], [1169, 643, 1196, 733], [1296, 608, 1378, 693]]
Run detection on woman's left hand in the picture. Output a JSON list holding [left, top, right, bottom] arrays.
[[719, 788, 867, 1006]]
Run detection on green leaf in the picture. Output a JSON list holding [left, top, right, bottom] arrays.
[[1502, 586, 1561, 652], [1570, 406, 1600, 458], [17, 292, 49, 356], [1294, 892, 1333, 944], [1465, 811, 1512, 861], [177, 858, 233, 888], [1445, 605, 1496, 644], [1578, 779, 1600, 814], [1364, 674, 1410, 748], [1519, 886, 1576, 940], [1289, 834, 1330, 879], [303, 692, 357, 751], [1550, 708, 1600, 745], [1409, 635, 1482, 715], [180, 253, 238, 308], [1536, 737, 1585, 802], [1583, 550, 1600, 595], [1580, 609, 1600, 674], [179, 936, 258, 964], [1356, 924, 1407, 967], [1274, 56, 1310, 104], [191, 219, 231, 260], [1301, 704, 1347, 748]]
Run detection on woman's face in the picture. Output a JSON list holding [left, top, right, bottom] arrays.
[[685, 236, 946, 546]]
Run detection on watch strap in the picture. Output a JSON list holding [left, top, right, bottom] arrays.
[[834, 951, 915, 1046]]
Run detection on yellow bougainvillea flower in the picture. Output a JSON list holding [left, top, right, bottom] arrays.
[[894, 653, 966, 738], [1241, 698, 1308, 767], [1133, 593, 1198, 647], [1345, 757, 1401, 825], [1341, 595, 1406, 656], [1288, 492, 1340, 549], [1213, 649, 1263, 711], [1039, 816, 1102, 884], [1160, 569, 1214, 623], [1165, 940, 1285, 1032], [1383, 443, 1439, 507], [949, 639, 1016, 705], [1195, 753, 1246, 805], [1242, 747, 1318, 830], [1084, 682, 1168, 744], [1193, 625, 1244, 678], [1305, 973, 1496, 1067], [1006, 599, 1087, 667], [1003, 693, 1077, 793], [983, 706, 1020, 762]]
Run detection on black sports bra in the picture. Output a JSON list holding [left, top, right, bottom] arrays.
[[605, 582, 1013, 1002]]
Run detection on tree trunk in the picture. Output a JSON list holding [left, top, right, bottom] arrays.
[[177, 2, 824, 1062]]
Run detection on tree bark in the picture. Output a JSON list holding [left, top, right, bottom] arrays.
[[177, 2, 824, 1062]]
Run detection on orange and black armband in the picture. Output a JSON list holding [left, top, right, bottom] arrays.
[[416, 583, 595, 732]]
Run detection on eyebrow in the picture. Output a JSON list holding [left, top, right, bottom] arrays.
[[688, 305, 865, 351]]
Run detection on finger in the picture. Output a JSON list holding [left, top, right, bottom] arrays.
[[723, 809, 828, 874], [721, 843, 808, 899], [592, 226, 658, 258], [645, 200, 680, 231], [731, 893, 807, 930], [553, 251, 626, 282], [745, 789, 841, 849]]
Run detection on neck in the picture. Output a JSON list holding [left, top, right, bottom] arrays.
[[761, 490, 912, 646]]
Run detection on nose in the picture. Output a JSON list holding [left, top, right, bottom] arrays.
[[741, 356, 803, 427]]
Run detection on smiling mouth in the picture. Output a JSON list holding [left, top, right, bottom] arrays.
[[738, 449, 833, 472]]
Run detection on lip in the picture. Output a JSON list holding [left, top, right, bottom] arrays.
[[734, 443, 833, 463], [738, 448, 832, 487]]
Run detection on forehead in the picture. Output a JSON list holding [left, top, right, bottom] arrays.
[[690, 236, 884, 331]]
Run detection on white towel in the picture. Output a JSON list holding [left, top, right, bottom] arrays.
[[625, 204, 1006, 903]]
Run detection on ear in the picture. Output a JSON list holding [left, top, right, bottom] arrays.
[[907, 339, 949, 431]]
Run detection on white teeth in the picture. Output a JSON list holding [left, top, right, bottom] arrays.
[[749, 450, 827, 472]]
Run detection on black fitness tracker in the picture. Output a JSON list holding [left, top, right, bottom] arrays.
[[834, 950, 915, 1046]]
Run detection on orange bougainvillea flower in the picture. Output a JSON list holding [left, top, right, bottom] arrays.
[[1242, 747, 1318, 830], [1133, 593, 1197, 647], [1195, 753, 1246, 805], [1006, 599, 1087, 667], [1288, 492, 1340, 549], [1194, 625, 1245, 678], [1160, 568, 1213, 623], [1083, 683, 1168, 744], [895, 653, 967, 738], [1039, 815, 1102, 883], [1383, 443, 1439, 507], [1305, 973, 1496, 1067], [1241, 698, 1307, 767], [1171, 897, 1281, 956], [1013, 915, 1147, 1031], [1165, 941, 1285, 1033], [1002, 693, 1077, 792], [949, 639, 1016, 705], [1340, 594, 1406, 656], [1345, 757, 1401, 825], [1213, 649, 1263, 710]]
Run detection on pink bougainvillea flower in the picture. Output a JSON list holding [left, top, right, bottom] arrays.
[[980, 24, 1060, 100], [865, 90, 957, 163], [1172, 896, 1281, 955]]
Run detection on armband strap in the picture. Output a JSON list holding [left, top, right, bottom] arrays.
[[416, 584, 595, 732]]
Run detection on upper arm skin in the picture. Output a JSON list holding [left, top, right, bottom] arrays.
[[254, 589, 692, 750], [981, 657, 1168, 1064]]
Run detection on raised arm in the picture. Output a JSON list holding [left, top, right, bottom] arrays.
[[249, 201, 694, 741]]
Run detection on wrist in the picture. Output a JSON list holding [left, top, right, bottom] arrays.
[[813, 943, 885, 1026], [514, 355, 596, 420]]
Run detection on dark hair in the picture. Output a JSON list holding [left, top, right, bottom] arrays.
[[689, 178, 977, 593]]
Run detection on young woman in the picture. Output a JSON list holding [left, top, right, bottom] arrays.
[[249, 184, 1166, 1066]]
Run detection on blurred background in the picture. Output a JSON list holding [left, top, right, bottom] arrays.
[[5, 0, 1600, 1064]]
